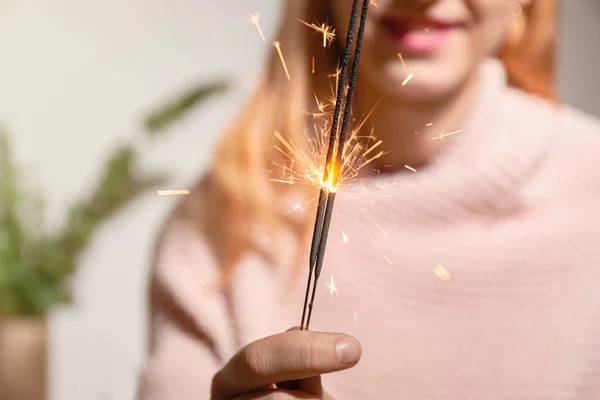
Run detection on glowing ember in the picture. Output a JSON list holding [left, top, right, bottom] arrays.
[[402, 73, 414, 86], [426, 123, 434, 127], [157, 190, 190, 196], [298, 19, 336, 47], [248, 13, 266, 43], [434, 265, 451, 281], [273, 41, 291, 80], [404, 165, 417, 172]]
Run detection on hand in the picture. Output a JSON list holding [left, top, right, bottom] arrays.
[[211, 328, 362, 399]]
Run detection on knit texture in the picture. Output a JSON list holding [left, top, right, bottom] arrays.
[[137, 60, 600, 400]]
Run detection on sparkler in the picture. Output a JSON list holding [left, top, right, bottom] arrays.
[[299, 0, 372, 331]]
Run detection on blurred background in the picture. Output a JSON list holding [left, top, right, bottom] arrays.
[[0, 1, 599, 399]]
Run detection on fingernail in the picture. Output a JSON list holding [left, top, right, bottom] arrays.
[[335, 337, 361, 366]]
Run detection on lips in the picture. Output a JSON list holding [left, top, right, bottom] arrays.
[[379, 15, 460, 53]]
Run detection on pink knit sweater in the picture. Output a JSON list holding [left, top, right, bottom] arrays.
[[138, 61, 600, 399]]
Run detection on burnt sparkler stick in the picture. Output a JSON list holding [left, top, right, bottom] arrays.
[[300, 190, 327, 329], [300, 0, 361, 331], [300, 0, 370, 331]]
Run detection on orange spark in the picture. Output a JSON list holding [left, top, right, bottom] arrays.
[[312, 56, 315, 74], [404, 165, 417, 172], [292, 203, 302, 213], [402, 73, 414, 86], [397, 53, 409, 75], [434, 265, 451, 281], [248, 13, 266, 43], [298, 19, 336, 47], [273, 41, 291, 80], [157, 190, 190, 196], [426, 123, 434, 127]]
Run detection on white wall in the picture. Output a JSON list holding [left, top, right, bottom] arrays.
[[557, 0, 600, 117], [0, 1, 598, 399]]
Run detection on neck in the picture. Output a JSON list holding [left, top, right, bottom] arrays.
[[348, 73, 480, 172]]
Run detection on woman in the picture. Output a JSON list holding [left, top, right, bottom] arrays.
[[138, 0, 600, 399]]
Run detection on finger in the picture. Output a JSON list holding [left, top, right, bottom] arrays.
[[212, 331, 361, 400], [232, 388, 319, 400]]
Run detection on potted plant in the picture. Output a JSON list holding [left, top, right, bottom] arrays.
[[0, 80, 228, 400]]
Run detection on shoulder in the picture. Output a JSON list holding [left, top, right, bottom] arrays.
[[150, 174, 224, 299], [510, 90, 600, 208]]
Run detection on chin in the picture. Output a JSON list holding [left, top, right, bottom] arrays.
[[362, 52, 477, 105]]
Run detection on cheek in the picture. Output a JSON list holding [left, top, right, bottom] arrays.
[[469, 0, 511, 56]]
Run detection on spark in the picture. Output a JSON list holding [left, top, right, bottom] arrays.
[[370, 239, 392, 264], [298, 19, 336, 47], [157, 190, 190, 196], [247, 13, 266, 43], [312, 57, 315, 74], [404, 165, 417, 172], [397, 53, 410, 75], [402, 73, 414, 86], [273, 41, 291, 80], [342, 230, 349, 244], [426, 123, 434, 127], [434, 265, 451, 281], [271, 87, 384, 193], [325, 276, 340, 297], [292, 203, 302, 213], [429, 129, 462, 141]]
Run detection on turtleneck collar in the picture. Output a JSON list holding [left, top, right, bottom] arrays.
[[339, 58, 556, 226]]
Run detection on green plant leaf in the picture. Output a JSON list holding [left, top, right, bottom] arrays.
[[144, 80, 230, 135]]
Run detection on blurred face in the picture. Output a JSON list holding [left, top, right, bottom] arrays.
[[328, 0, 531, 103]]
